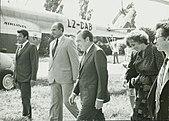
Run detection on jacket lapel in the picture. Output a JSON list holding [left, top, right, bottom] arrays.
[[79, 44, 95, 71], [49, 36, 65, 70], [16, 46, 20, 59], [161, 63, 169, 92], [53, 36, 65, 59], [17, 42, 30, 57]]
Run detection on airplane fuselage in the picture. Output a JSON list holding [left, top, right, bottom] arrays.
[[0, 5, 125, 53]]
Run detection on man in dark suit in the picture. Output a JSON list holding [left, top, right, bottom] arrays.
[[69, 30, 110, 121], [14, 29, 39, 120], [147, 20, 169, 120]]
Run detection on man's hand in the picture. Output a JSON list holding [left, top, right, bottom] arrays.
[[69, 93, 76, 105], [123, 79, 128, 88], [95, 100, 103, 110], [31, 80, 35, 82], [131, 78, 135, 86]]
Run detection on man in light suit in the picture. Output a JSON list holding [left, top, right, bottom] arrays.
[[147, 20, 169, 120], [48, 22, 79, 121], [14, 29, 39, 120], [69, 30, 110, 121]]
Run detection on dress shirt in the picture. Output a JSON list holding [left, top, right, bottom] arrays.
[[17, 40, 29, 55], [58, 35, 64, 45], [52, 35, 64, 57], [155, 57, 169, 115], [86, 43, 94, 54], [22, 40, 29, 48]]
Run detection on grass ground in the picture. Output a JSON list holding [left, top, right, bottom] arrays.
[[0, 55, 132, 121]]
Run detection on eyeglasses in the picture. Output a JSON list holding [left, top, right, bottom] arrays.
[[154, 36, 165, 44], [155, 36, 165, 40]]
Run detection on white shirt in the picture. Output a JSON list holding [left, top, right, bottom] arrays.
[[58, 35, 64, 45], [155, 57, 169, 114], [52, 35, 64, 48], [161, 57, 169, 90], [113, 45, 119, 53], [20, 40, 29, 48], [85, 43, 94, 54]]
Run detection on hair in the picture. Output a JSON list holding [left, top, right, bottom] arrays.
[[17, 29, 29, 39], [57, 23, 64, 32], [156, 19, 169, 38], [52, 22, 64, 32], [126, 39, 131, 47], [139, 27, 155, 44], [125, 30, 149, 45], [77, 30, 93, 42]]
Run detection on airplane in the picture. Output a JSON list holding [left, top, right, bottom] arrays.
[[0, 4, 130, 53], [1, 0, 167, 90], [149, 0, 169, 5], [0, 3, 133, 90]]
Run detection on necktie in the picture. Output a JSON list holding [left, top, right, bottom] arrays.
[[52, 39, 59, 57], [17, 44, 23, 55], [155, 58, 169, 116], [80, 51, 87, 68]]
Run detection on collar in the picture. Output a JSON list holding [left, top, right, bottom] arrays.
[[58, 35, 64, 42], [165, 57, 169, 64], [22, 40, 29, 48], [166, 56, 169, 59], [139, 44, 152, 58], [86, 43, 94, 54], [54, 35, 64, 45]]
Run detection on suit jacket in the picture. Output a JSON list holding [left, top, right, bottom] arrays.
[[48, 36, 79, 84], [73, 44, 110, 106], [147, 73, 169, 119], [14, 42, 39, 82]]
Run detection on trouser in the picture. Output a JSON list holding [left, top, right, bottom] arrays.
[[77, 105, 105, 121], [18, 82, 32, 118], [49, 81, 79, 121], [113, 52, 119, 63]]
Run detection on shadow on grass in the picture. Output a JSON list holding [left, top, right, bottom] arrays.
[[109, 88, 127, 96], [110, 113, 118, 118], [31, 78, 49, 87], [108, 74, 128, 96], [31, 74, 128, 96], [1, 117, 26, 121]]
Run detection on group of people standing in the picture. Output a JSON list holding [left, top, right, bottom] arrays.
[[124, 19, 169, 120], [48, 23, 110, 121], [14, 22, 110, 121], [13, 19, 169, 121]]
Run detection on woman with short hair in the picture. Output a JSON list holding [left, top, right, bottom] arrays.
[[125, 30, 164, 120]]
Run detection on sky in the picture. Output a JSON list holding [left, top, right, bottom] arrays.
[[2, 0, 169, 29]]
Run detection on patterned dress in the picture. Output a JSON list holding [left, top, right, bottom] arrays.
[[131, 44, 164, 120]]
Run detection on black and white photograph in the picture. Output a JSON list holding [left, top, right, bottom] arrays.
[[0, 0, 169, 120]]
